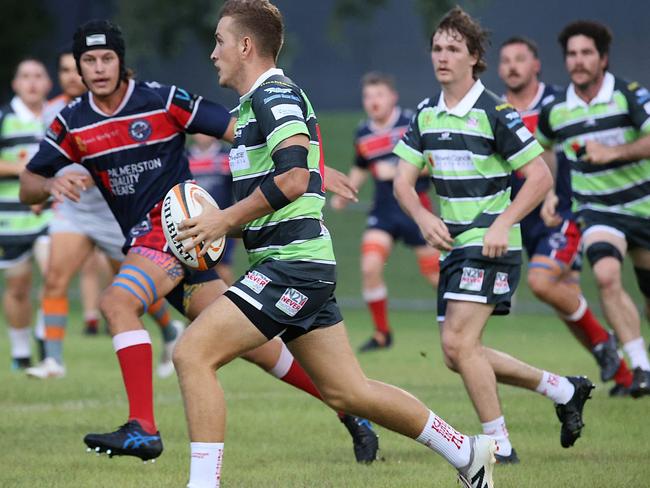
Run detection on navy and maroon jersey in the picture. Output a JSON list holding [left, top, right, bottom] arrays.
[[509, 83, 573, 229], [355, 108, 430, 210], [188, 141, 233, 209], [27, 79, 231, 238]]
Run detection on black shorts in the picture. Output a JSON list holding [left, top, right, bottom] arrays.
[[166, 268, 220, 316], [579, 209, 650, 251], [225, 260, 343, 343], [367, 204, 426, 247], [437, 255, 521, 322]]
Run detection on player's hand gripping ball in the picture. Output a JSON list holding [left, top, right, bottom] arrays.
[[162, 182, 226, 270]]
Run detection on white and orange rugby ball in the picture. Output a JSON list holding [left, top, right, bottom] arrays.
[[162, 182, 226, 270]]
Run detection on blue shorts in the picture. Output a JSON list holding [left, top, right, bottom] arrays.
[[367, 204, 426, 247], [522, 219, 582, 272]]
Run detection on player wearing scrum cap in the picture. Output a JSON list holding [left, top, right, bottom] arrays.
[[20, 19, 378, 463]]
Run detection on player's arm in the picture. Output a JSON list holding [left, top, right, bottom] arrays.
[[323, 165, 358, 202], [177, 134, 310, 255], [584, 133, 650, 164], [585, 81, 650, 164], [483, 106, 553, 257], [539, 148, 562, 227], [394, 159, 452, 251], [485, 156, 552, 254], [19, 117, 86, 204], [330, 166, 366, 209]]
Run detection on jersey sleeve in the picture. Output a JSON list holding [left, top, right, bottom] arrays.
[[622, 81, 650, 135], [492, 103, 543, 170], [393, 109, 426, 170], [353, 126, 369, 169], [26, 115, 78, 177], [251, 81, 310, 153], [164, 85, 231, 138], [535, 102, 556, 149]]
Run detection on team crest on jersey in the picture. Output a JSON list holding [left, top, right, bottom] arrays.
[[275, 288, 308, 317], [459, 267, 484, 292], [129, 120, 152, 142], [493, 272, 510, 295], [438, 131, 452, 141], [241, 270, 272, 294], [467, 117, 479, 128]]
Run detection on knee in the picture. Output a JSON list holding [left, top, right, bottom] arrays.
[[593, 262, 622, 293], [440, 330, 465, 370], [527, 272, 553, 300], [44, 270, 70, 297], [360, 256, 383, 282], [6, 279, 30, 303], [99, 287, 138, 324]]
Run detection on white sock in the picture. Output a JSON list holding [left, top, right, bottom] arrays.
[[536, 371, 575, 404], [623, 338, 650, 371], [362, 286, 387, 303], [481, 416, 511, 457], [187, 442, 224, 488], [416, 410, 471, 469], [8, 327, 32, 358], [268, 342, 293, 378], [34, 310, 45, 340]]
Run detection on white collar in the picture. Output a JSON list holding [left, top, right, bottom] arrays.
[[566, 72, 615, 110], [10, 96, 41, 122], [89, 79, 135, 117], [239, 67, 285, 103], [436, 79, 485, 117]]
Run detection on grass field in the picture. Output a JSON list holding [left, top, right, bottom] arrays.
[[2, 310, 650, 487], [2, 111, 650, 487]]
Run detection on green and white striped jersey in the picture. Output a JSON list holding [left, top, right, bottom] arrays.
[[230, 68, 334, 268], [0, 97, 51, 243], [394, 80, 543, 261], [536, 72, 650, 219]]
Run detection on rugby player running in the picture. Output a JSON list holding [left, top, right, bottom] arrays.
[[20, 19, 379, 464], [175, 2, 497, 487], [498, 36, 634, 397], [393, 7, 594, 463], [536, 21, 650, 397]]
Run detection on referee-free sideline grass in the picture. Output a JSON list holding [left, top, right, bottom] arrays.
[[2, 309, 649, 487]]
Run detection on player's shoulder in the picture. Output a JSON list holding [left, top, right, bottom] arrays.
[[253, 75, 303, 105], [615, 76, 650, 105], [56, 94, 88, 124], [479, 88, 518, 120], [135, 80, 177, 106], [414, 97, 435, 113]]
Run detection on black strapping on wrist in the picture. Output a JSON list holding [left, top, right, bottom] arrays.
[[260, 177, 292, 210], [271, 145, 309, 175]]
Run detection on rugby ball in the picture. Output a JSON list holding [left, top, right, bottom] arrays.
[[162, 182, 226, 270]]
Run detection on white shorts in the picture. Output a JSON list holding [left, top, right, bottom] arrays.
[[50, 200, 125, 262]]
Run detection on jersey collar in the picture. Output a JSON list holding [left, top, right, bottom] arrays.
[[566, 71, 614, 110], [10, 96, 41, 123], [436, 79, 484, 117], [239, 67, 285, 104], [89, 78, 135, 117]]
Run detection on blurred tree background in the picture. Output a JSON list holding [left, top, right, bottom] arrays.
[[0, 0, 459, 101]]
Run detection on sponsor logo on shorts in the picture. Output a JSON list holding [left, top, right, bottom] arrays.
[[459, 267, 484, 292], [275, 288, 308, 317], [129, 217, 152, 238], [241, 270, 272, 294], [129, 119, 152, 142], [493, 272, 510, 295], [549, 232, 567, 249]]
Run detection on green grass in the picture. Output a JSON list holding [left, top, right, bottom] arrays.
[[2, 110, 649, 487], [2, 309, 650, 487]]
